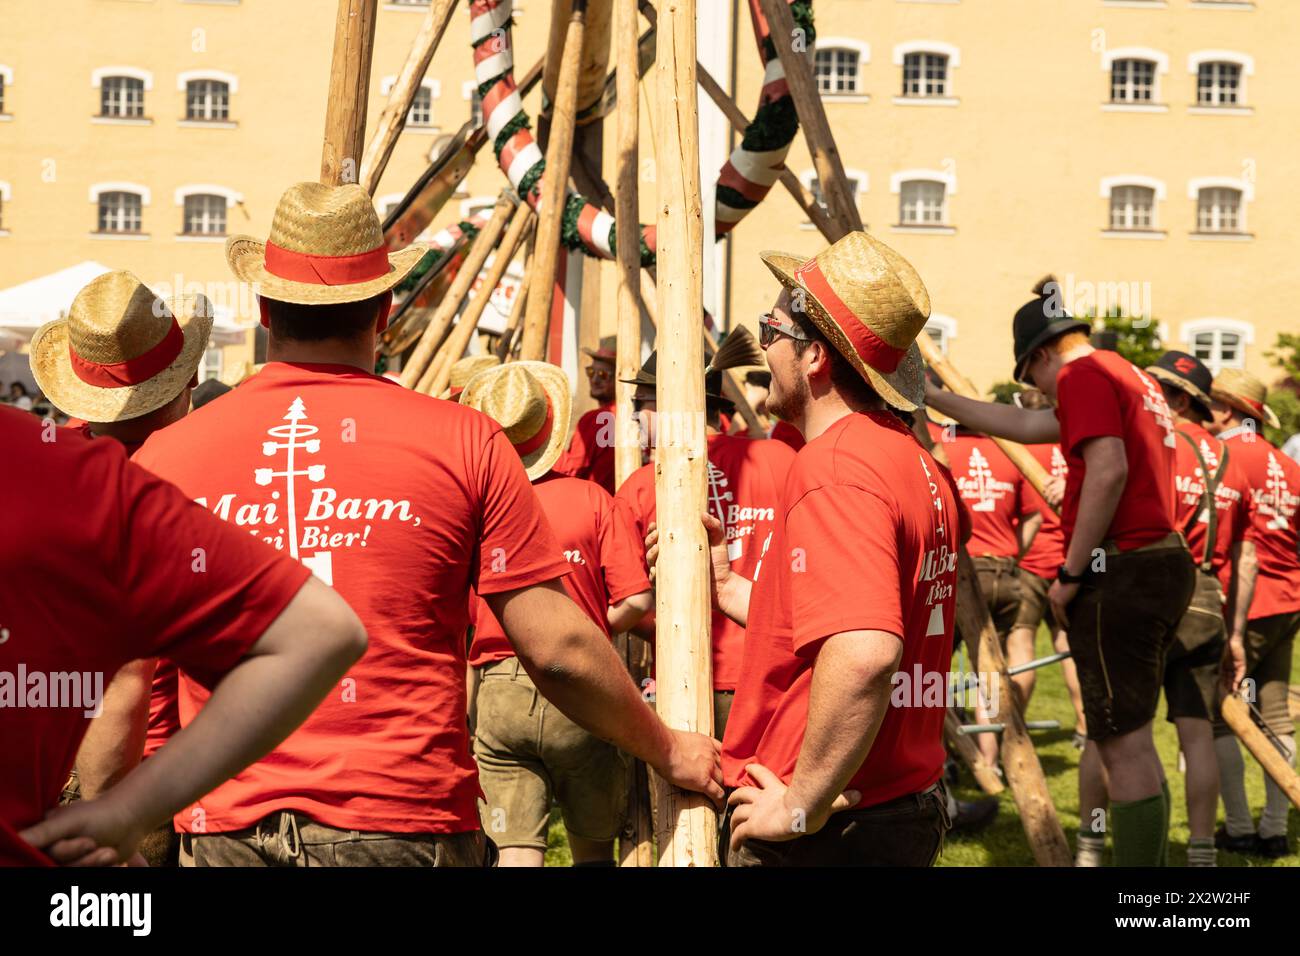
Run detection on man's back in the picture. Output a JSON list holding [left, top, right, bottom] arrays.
[[133, 362, 568, 834], [1219, 429, 1300, 617], [723, 411, 960, 808], [944, 432, 1031, 558]]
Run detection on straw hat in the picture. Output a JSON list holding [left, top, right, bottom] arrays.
[[446, 354, 501, 399], [1212, 367, 1280, 429], [459, 361, 572, 480], [760, 231, 931, 411], [29, 270, 212, 423], [227, 182, 428, 305]]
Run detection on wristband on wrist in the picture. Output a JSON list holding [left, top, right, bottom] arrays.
[[1056, 564, 1086, 585]]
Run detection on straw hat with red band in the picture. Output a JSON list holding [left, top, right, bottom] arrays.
[[445, 354, 501, 399], [458, 361, 572, 481], [1212, 367, 1281, 429], [227, 182, 428, 305], [30, 270, 213, 423], [760, 231, 932, 411]]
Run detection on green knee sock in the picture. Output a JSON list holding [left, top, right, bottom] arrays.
[[1160, 778, 1171, 867], [1111, 794, 1166, 867]]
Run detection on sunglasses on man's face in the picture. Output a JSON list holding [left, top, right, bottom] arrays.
[[758, 312, 812, 350], [585, 365, 613, 381]]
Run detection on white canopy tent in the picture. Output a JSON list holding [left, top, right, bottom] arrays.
[[0, 261, 252, 349]]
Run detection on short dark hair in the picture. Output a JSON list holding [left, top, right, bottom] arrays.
[[1157, 381, 1208, 424], [264, 294, 387, 342], [787, 309, 880, 406]]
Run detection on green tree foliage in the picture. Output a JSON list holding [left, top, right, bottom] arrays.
[[989, 381, 1023, 405], [1266, 332, 1300, 445], [1092, 307, 1164, 369]]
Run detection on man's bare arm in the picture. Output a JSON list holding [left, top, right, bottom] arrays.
[[1223, 538, 1258, 691], [607, 589, 653, 633], [488, 580, 723, 805], [1062, 436, 1128, 574], [786, 631, 902, 822], [1017, 511, 1043, 559], [22, 577, 367, 865], [925, 385, 1060, 445], [74, 658, 156, 800]]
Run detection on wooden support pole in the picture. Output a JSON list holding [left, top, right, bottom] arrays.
[[944, 708, 1006, 796], [1221, 694, 1300, 811], [321, 0, 380, 186], [916, 419, 1071, 866], [400, 194, 516, 389], [755, 0, 860, 239], [425, 204, 535, 395], [544, 0, 615, 122], [519, 0, 589, 361], [614, 0, 655, 868], [359, 0, 460, 195], [652, 0, 717, 868], [915, 332, 1056, 506], [495, 235, 534, 362]]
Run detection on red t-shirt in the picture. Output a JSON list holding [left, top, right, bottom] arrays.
[[942, 433, 1034, 558], [143, 660, 179, 760], [615, 433, 797, 690], [554, 403, 616, 494], [769, 420, 806, 451], [468, 474, 650, 666], [722, 412, 960, 808], [132, 362, 570, 834], [1018, 443, 1069, 579], [1055, 350, 1177, 551], [1219, 427, 1300, 618], [0, 407, 310, 866], [1171, 421, 1251, 580]]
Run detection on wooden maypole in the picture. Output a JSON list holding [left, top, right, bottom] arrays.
[[321, 0, 380, 186], [652, 0, 716, 867], [612, 0, 655, 869], [518, 0, 589, 361]]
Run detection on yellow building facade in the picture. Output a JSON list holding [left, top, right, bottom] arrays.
[[0, 0, 1292, 393]]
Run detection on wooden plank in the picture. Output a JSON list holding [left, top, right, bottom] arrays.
[[1221, 694, 1300, 811], [321, 0, 381, 186], [359, 0, 461, 195], [651, 0, 717, 868], [755, 0, 860, 239], [519, 0, 590, 361], [399, 194, 516, 389], [944, 708, 1006, 796]]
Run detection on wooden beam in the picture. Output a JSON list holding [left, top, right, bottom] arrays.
[[359, 0, 461, 195], [916, 418, 1072, 866], [652, 0, 717, 868], [425, 204, 535, 396], [400, 194, 516, 389], [321, 0, 381, 186], [755, 0, 860, 239], [944, 708, 1005, 796], [1221, 694, 1300, 811], [915, 332, 1056, 506], [494, 235, 534, 362], [519, 0, 589, 361]]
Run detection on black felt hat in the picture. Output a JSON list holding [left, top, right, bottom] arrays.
[[1012, 276, 1092, 383], [1146, 350, 1214, 419]]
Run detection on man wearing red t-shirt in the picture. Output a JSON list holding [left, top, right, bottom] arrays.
[[927, 279, 1194, 866], [124, 183, 721, 866], [459, 361, 652, 867], [1206, 368, 1300, 859], [697, 233, 958, 866], [616, 329, 795, 738], [553, 338, 616, 493], [940, 428, 1039, 764], [1147, 351, 1253, 866], [2, 406, 366, 867]]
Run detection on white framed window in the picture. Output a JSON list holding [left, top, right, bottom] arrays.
[[1100, 176, 1165, 237], [1101, 48, 1168, 111], [814, 39, 869, 97], [891, 169, 956, 231], [1181, 319, 1254, 374], [893, 42, 959, 104], [1188, 177, 1252, 236], [901, 180, 946, 224], [100, 75, 145, 118], [800, 169, 867, 227], [381, 76, 440, 130], [179, 71, 238, 122], [460, 196, 496, 220], [182, 195, 227, 236], [200, 344, 224, 383], [924, 314, 958, 355], [98, 191, 144, 234], [377, 193, 405, 222], [1188, 51, 1253, 111], [0, 180, 10, 234]]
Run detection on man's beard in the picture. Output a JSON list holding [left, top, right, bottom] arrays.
[[766, 370, 810, 425]]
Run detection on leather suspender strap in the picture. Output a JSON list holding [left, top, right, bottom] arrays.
[[1175, 429, 1228, 574]]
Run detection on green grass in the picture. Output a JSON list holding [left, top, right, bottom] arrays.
[[544, 626, 1298, 866]]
